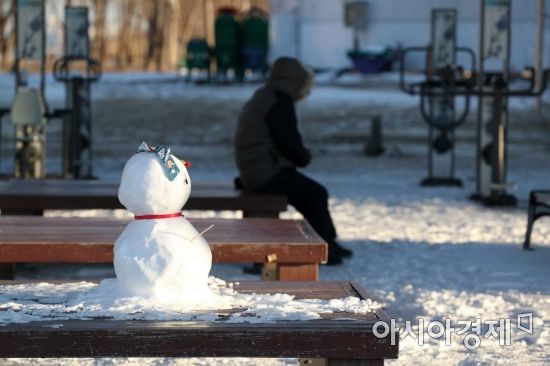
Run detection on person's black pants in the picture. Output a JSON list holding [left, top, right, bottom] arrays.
[[256, 168, 337, 246]]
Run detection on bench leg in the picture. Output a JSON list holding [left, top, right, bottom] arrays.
[[300, 359, 383, 366], [277, 263, 318, 281], [0, 264, 15, 279], [262, 263, 319, 281], [523, 204, 536, 250], [262, 262, 277, 281]]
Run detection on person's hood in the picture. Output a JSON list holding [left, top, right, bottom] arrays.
[[267, 57, 313, 100]]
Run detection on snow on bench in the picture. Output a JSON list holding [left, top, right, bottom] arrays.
[[0, 280, 398, 364], [0, 216, 327, 281], [0, 179, 287, 217]]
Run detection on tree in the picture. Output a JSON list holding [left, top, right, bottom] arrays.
[[92, 0, 108, 66], [0, 0, 15, 69], [116, 0, 136, 68], [142, 0, 173, 70]]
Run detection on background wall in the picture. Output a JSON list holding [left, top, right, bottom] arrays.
[[268, 0, 550, 71]]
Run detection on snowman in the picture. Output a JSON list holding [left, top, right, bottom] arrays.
[[114, 142, 212, 302]]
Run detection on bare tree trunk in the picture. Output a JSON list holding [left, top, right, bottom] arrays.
[[181, 0, 201, 43], [176, 0, 194, 64], [204, 0, 214, 47], [92, 0, 108, 67], [116, 0, 136, 68], [142, 0, 172, 71], [143, 1, 157, 69], [127, 0, 147, 70], [158, 0, 172, 70], [163, 0, 181, 70], [0, 0, 15, 69]]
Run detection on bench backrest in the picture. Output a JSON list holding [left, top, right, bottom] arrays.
[[0, 180, 287, 216]]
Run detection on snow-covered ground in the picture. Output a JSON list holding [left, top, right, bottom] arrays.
[[1, 72, 550, 365]]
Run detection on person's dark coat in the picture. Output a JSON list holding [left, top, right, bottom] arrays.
[[234, 57, 313, 191]]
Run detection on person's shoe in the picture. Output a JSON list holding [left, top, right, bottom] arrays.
[[234, 177, 245, 190], [326, 254, 343, 265], [326, 247, 343, 265], [332, 242, 353, 258]]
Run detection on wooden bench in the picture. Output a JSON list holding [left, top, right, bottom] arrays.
[[0, 280, 398, 365], [0, 179, 287, 217], [0, 216, 327, 281], [523, 190, 550, 250]]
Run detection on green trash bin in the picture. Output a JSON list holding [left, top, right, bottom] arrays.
[[241, 7, 268, 77], [184, 38, 211, 82], [215, 7, 241, 81]]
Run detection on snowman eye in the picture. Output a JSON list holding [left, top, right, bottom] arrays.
[[184, 177, 189, 185]]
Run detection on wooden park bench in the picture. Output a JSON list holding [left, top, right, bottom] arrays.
[[0, 280, 398, 365], [523, 190, 550, 250], [0, 179, 287, 217], [0, 216, 327, 281]]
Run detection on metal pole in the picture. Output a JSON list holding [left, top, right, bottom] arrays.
[[0, 115, 2, 175], [39, 0, 46, 94], [294, 4, 301, 60], [504, 0, 511, 79], [420, 8, 459, 186], [39, 0, 46, 178], [476, 0, 485, 196], [14, 1, 19, 88], [535, 0, 544, 112], [492, 78, 507, 202]]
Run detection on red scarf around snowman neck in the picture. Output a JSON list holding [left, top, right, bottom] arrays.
[[134, 212, 183, 220]]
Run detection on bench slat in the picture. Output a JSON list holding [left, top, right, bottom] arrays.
[[0, 217, 327, 264], [0, 180, 287, 215], [0, 281, 398, 360]]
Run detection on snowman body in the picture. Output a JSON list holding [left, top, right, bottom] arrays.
[[114, 146, 212, 301]]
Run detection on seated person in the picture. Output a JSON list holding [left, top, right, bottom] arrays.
[[234, 57, 352, 265]]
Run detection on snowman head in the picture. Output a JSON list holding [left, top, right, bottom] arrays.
[[118, 142, 192, 215]]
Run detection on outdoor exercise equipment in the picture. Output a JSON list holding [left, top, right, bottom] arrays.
[[400, 8, 476, 186], [363, 115, 384, 156], [0, 108, 10, 175], [241, 7, 268, 78], [401, 1, 549, 206], [11, 0, 49, 179], [471, 0, 548, 206], [53, 6, 101, 179], [214, 7, 242, 82], [4, 1, 100, 180]]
